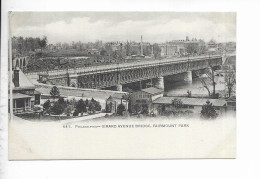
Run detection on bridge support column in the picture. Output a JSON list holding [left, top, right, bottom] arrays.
[[69, 74, 78, 87], [116, 84, 123, 91], [184, 71, 192, 82], [154, 77, 164, 90]]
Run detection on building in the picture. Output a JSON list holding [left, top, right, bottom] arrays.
[[152, 97, 227, 116], [130, 87, 164, 113], [159, 36, 202, 57], [9, 67, 41, 114], [106, 93, 129, 113]]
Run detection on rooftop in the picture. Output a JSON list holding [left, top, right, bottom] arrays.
[[12, 69, 35, 90], [153, 97, 227, 107], [10, 93, 33, 99], [35, 83, 127, 100], [141, 87, 164, 95]]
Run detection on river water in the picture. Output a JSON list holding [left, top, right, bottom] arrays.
[[164, 76, 226, 97]]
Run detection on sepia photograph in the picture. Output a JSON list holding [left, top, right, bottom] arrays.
[[8, 12, 236, 159]]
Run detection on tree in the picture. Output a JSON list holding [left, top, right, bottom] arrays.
[[141, 104, 149, 114], [64, 105, 73, 116], [43, 100, 51, 114], [100, 49, 107, 56], [73, 110, 79, 116], [88, 102, 96, 114], [172, 99, 183, 109], [95, 102, 102, 111], [196, 66, 218, 98], [39, 36, 47, 51], [224, 70, 236, 98], [133, 104, 141, 114], [117, 104, 126, 115], [153, 43, 161, 59], [186, 43, 199, 55], [50, 86, 60, 100], [200, 100, 218, 119], [76, 99, 87, 114], [58, 97, 67, 108], [125, 41, 131, 56], [171, 99, 184, 117], [85, 99, 89, 107], [51, 101, 65, 115]]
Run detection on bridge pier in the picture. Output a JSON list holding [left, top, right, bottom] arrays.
[[69, 74, 78, 87], [116, 84, 123, 91], [184, 71, 192, 82], [154, 77, 164, 90]]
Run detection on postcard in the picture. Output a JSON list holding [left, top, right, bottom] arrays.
[[8, 12, 236, 159]]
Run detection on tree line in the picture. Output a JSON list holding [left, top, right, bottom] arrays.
[[12, 36, 48, 55]]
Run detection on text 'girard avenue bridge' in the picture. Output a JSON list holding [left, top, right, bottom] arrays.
[[31, 55, 222, 91]]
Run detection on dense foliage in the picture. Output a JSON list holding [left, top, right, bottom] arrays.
[[50, 86, 60, 99], [117, 104, 126, 115], [200, 100, 218, 119]]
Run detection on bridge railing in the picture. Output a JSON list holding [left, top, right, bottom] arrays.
[[27, 55, 222, 78]]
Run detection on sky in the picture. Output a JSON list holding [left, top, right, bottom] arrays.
[[10, 12, 236, 44]]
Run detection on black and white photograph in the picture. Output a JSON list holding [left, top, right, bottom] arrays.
[[7, 11, 237, 159]]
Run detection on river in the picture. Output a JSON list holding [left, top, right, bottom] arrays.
[[165, 76, 226, 97]]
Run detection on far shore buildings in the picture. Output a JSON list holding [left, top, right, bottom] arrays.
[[159, 36, 202, 57]]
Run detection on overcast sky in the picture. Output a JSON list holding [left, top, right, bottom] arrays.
[[10, 12, 236, 44]]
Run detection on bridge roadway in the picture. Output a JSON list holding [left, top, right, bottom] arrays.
[[28, 55, 222, 90], [27, 55, 222, 78]]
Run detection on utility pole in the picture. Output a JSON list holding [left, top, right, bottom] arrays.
[[141, 35, 143, 56]]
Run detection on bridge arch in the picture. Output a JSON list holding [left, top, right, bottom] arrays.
[[16, 59, 19, 67], [23, 58, 26, 67], [20, 59, 23, 68]]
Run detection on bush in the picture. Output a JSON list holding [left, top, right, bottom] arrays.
[[88, 102, 96, 114], [76, 99, 87, 113], [73, 110, 79, 116], [133, 104, 141, 114], [58, 97, 67, 108], [43, 100, 51, 112], [95, 102, 102, 111], [201, 100, 218, 119], [50, 86, 60, 99], [117, 104, 126, 116], [50, 101, 64, 115], [64, 105, 74, 116], [141, 104, 149, 114], [122, 111, 130, 117]]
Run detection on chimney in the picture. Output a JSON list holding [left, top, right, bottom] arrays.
[[141, 35, 143, 56], [13, 67, 20, 87]]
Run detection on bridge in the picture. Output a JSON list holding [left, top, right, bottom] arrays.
[[31, 55, 222, 91]]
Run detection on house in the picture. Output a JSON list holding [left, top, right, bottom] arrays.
[[106, 93, 129, 113], [152, 97, 227, 115], [9, 67, 41, 114], [130, 87, 164, 113]]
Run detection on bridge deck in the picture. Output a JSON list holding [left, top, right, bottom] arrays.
[[26, 55, 222, 78]]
